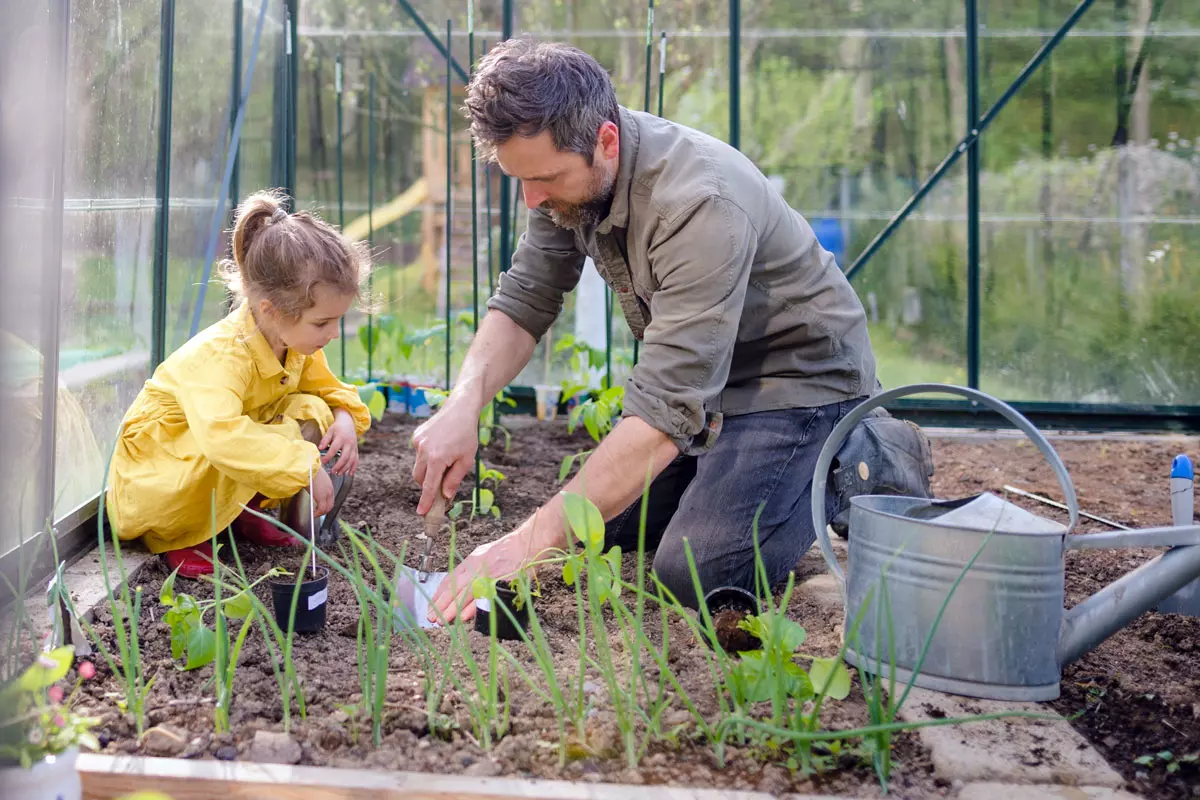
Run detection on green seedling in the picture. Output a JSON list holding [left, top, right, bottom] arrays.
[[559, 386, 623, 481], [725, 610, 851, 711], [449, 462, 506, 521], [1134, 750, 1198, 774], [157, 563, 276, 672], [57, 496, 153, 738], [0, 646, 100, 768]]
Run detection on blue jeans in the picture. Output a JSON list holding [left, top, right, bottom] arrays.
[[604, 398, 865, 609]]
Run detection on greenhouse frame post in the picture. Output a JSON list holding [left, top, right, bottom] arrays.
[[366, 72, 375, 382], [230, 0, 243, 214], [498, 0, 514, 274], [445, 18, 453, 392], [966, 0, 981, 389], [336, 53, 345, 376], [285, 0, 299, 204], [729, 0, 739, 150], [37, 0, 72, 531], [843, 0, 1097, 284], [151, 0, 176, 372]]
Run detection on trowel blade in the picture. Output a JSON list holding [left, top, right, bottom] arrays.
[[392, 566, 447, 631]]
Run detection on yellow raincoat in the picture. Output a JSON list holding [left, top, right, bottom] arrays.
[[106, 300, 371, 554]]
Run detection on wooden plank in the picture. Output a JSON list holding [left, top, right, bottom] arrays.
[[78, 754, 811, 800]]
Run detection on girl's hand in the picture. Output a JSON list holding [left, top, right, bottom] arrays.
[[320, 408, 359, 476]]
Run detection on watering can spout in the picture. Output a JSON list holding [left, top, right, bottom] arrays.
[[1057, 527, 1200, 668]]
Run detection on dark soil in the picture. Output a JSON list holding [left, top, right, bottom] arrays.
[[75, 415, 1200, 798], [712, 609, 761, 656]]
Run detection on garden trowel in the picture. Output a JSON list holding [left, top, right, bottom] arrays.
[[392, 494, 448, 631]]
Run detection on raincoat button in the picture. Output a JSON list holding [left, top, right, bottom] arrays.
[[280, 376, 288, 384]]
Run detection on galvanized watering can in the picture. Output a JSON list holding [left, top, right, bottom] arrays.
[[811, 384, 1200, 702]]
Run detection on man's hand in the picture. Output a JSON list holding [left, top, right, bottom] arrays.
[[426, 416, 680, 624], [320, 408, 360, 476], [429, 520, 545, 624], [312, 466, 335, 517], [411, 393, 481, 515]]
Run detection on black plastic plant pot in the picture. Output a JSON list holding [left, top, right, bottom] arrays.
[[270, 566, 330, 634], [703, 585, 763, 654], [473, 584, 531, 641]]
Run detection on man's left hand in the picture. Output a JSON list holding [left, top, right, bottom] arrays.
[[428, 522, 544, 624]]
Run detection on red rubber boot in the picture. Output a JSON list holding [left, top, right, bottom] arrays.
[[162, 541, 215, 579], [233, 495, 301, 548]]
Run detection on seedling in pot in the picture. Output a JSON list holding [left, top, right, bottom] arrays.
[[471, 577, 531, 641], [703, 586, 763, 655]]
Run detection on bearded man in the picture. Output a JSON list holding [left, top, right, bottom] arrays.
[[411, 37, 932, 622]]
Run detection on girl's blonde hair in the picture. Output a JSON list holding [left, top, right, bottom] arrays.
[[219, 189, 370, 318]]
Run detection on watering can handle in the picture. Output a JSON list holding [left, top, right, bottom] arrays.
[[811, 383, 1080, 590]]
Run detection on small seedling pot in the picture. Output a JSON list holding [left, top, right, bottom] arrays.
[[703, 585, 762, 654], [534, 384, 562, 421], [473, 585, 531, 641], [270, 566, 330, 634]]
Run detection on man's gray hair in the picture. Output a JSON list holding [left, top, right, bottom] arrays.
[[464, 37, 620, 165]]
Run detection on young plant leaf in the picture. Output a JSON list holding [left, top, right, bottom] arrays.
[[159, 568, 178, 607], [562, 493, 604, 556], [367, 390, 385, 422], [183, 623, 216, 670], [809, 656, 852, 700], [17, 646, 73, 692], [222, 590, 253, 621]]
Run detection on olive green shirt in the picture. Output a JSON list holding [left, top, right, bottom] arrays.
[[487, 107, 877, 454]]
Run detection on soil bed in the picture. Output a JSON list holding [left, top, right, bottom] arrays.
[[78, 414, 1199, 798]]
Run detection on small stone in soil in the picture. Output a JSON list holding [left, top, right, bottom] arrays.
[[464, 759, 501, 778], [214, 745, 238, 761], [182, 735, 209, 759], [249, 730, 302, 765], [142, 724, 189, 757]]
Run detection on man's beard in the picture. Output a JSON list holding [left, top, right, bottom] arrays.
[[542, 162, 616, 230]]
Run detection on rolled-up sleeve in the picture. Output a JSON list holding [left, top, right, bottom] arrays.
[[485, 207, 586, 341], [298, 349, 373, 437], [622, 196, 756, 453]]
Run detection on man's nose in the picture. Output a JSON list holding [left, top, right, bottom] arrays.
[[523, 184, 548, 209]]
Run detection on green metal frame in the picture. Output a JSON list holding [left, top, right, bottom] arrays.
[[845, 0, 1096, 286], [729, 0, 739, 150], [151, 0, 175, 371], [498, 0, 514, 275]]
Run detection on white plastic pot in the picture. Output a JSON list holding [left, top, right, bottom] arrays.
[[0, 746, 82, 800]]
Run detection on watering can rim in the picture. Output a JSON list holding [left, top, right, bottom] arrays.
[[849, 492, 1070, 537], [811, 383, 1080, 593]]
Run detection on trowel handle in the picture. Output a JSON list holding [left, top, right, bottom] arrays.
[[811, 383, 1080, 594], [424, 493, 447, 539]]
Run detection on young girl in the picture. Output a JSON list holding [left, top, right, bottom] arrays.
[[106, 190, 373, 578]]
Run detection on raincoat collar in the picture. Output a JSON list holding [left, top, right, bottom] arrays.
[[233, 299, 292, 379]]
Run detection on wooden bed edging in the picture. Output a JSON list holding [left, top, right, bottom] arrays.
[[78, 754, 836, 800]]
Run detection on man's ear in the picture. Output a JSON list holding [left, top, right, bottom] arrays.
[[596, 120, 619, 161]]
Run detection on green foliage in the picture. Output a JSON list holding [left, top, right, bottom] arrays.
[[0, 647, 101, 769], [569, 386, 624, 444], [1134, 750, 1199, 774], [725, 612, 851, 708], [157, 563, 275, 672]]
